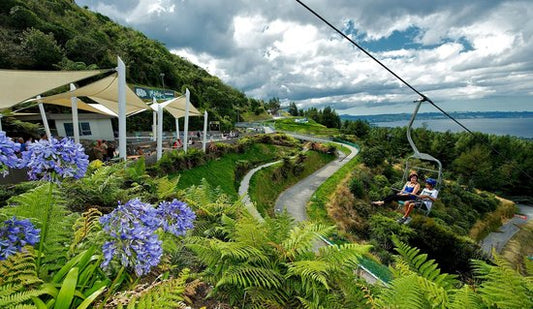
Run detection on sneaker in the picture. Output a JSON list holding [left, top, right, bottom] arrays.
[[396, 217, 407, 223], [403, 217, 412, 225]]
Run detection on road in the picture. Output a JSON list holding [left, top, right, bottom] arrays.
[[480, 204, 533, 257], [274, 134, 358, 220]]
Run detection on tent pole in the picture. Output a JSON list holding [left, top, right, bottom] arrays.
[[156, 102, 163, 160], [37, 95, 52, 139], [152, 97, 157, 141], [70, 83, 80, 143], [202, 111, 208, 152], [183, 88, 190, 153], [175, 118, 180, 142], [117, 56, 127, 160]]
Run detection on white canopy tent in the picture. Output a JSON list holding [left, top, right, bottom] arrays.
[[0, 68, 108, 138], [29, 73, 149, 116], [150, 89, 205, 159], [0, 69, 109, 110]]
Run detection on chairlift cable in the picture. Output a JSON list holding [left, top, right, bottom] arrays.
[[296, 0, 532, 181]]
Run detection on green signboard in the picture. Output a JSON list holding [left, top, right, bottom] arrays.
[[134, 87, 176, 100]]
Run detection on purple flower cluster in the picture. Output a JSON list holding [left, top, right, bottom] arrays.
[[0, 131, 20, 177], [20, 137, 89, 182], [0, 217, 41, 260], [99, 198, 195, 276], [157, 199, 196, 236]]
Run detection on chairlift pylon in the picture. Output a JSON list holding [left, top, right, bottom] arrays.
[[402, 97, 443, 189]]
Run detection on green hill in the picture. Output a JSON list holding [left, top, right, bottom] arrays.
[[0, 0, 268, 129]]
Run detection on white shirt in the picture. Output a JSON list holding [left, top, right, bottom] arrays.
[[419, 188, 438, 210]]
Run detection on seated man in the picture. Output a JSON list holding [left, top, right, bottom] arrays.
[[397, 178, 438, 224]]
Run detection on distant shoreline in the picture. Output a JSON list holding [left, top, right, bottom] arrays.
[[340, 111, 533, 123]]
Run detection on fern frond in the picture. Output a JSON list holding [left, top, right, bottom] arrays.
[[375, 274, 429, 309], [317, 243, 371, 268], [391, 236, 459, 289], [0, 248, 44, 309], [107, 268, 190, 309], [155, 176, 180, 200], [282, 223, 335, 260], [448, 285, 484, 309], [70, 208, 102, 253], [3, 184, 78, 273], [287, 260, 331, 290], [216, 265, 283, 290], [472, 254, 533, 309]]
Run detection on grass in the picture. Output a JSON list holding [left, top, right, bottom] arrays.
[[174, 143, 295, 200], [270, 118, 339, 136], [241, 111, 272, 122], [307, 153, 360, 224], [248, 151, 336, 216]]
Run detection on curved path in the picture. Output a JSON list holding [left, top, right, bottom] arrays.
[[480, 204, 533, 257], [238, 160, 281, 222], [274, 134, 358, 221]]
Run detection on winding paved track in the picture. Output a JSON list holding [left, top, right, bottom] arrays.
[[480, 204, 533, 257], [274, 134, 358, 220]]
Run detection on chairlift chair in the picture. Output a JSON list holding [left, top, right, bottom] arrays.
[[397, 98, 443, 216]]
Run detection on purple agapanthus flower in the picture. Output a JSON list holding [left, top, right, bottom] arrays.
[[20, 137, 89, 182], [0, 131, 20, 177], [0, 217, 41, 260], [157, 199, 195, 237], [99, 199, 163, 276]]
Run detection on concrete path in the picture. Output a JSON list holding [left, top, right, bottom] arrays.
[[274, 136, 358, 220], [238, 160, 281, 222], [480, 204, 533, 257]]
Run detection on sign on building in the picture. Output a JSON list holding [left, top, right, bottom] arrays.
[[134, 87, 176, 100]]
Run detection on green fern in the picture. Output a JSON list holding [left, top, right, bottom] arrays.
[[111, 269, 190, 309], [281, 223, 335, 260], [155, 176, 180, 200], [69, 208, 103, 254], [448, 285, 484, 309], [472, 253, 533, 309], [376, 274, 430, 309], [391, 235, 459, 289], [3, 183, 79, 275], [0, 248, 45, 309]]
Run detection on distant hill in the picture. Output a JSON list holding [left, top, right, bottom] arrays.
[[0, 0, 268, 129], [341, 111, 533, 123]]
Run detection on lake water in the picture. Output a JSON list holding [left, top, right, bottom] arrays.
[[374, 117, 533, 139]]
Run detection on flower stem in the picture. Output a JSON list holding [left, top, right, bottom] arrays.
[[98, 266, 125, 309], [36, 182, 54, 272]]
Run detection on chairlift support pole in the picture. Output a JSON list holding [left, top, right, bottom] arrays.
[[405, 97, 443, 188]]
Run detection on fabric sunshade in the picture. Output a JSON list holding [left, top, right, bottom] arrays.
[[0, 69, 108, 110], [31, 73, 149, 115], [27, 96, 114, 115], [152, 95, 202, 119]]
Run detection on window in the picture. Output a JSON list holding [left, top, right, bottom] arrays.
[[63, 122, 92, 136], [80, 122, 91, 136]]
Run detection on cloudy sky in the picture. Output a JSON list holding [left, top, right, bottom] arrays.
[[76, 0, 533, 115]]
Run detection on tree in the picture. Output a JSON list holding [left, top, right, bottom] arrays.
[[288, 102, 299, 116], [265, 97, 281, 115], [20, 28, 64, 69]]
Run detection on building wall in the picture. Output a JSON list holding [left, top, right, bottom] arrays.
[[55, 118, 114, 141]]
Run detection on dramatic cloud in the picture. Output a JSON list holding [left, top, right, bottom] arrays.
[[77, 0, 533, 114]]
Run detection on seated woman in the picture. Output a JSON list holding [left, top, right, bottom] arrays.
[[371, 172, 420, 206], [397, 178, 438, 223]]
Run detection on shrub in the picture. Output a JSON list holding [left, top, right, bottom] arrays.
[[349, 177, 364, 199]]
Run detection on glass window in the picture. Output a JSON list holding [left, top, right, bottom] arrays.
[[80, 122, 91, 136], [63, 122, 92, 136], [64, 123, 74, 136]]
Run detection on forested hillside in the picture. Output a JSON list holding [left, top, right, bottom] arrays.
[[0, 0, 267, 129]]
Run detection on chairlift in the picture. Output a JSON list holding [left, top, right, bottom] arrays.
[[402, 97, 443, 190]]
